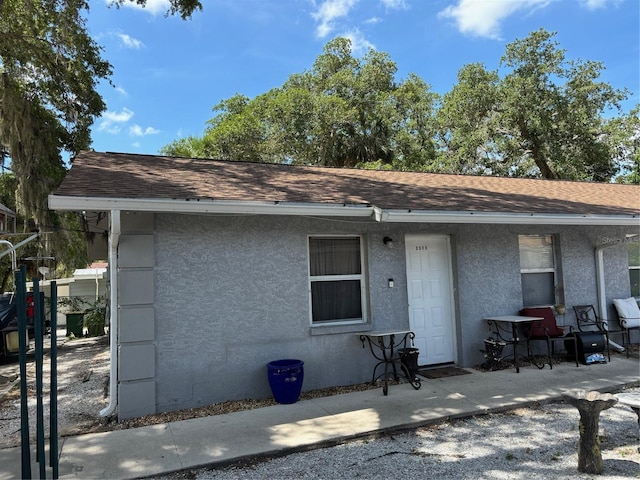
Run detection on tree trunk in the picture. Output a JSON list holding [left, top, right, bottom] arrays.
[[517, 117, 556, 179]]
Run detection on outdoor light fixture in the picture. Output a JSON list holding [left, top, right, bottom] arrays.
[[383, 236, 394, 248]]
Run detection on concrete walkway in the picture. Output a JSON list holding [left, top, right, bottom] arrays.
[[1, 356, 638, 479]]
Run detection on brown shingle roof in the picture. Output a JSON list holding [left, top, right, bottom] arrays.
[[52, 151, 640, 217]]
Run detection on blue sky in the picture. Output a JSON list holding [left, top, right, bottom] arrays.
[[86, 0, 639, 156]]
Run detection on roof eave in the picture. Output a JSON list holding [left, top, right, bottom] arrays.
[[48, 195, 640, 226], [48, 195, 375, 217], [373, 207, 640, 226]]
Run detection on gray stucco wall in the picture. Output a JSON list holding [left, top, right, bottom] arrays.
[[116, 211, 637, 418]]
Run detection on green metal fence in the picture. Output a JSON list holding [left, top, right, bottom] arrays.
[[16, 264, 59, 479]]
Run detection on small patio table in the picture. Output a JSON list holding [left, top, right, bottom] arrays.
[[485, 315, 545, 373], [357, 330, 421, 395]]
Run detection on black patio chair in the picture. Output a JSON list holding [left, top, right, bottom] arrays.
[[572, 305, 620, 362]]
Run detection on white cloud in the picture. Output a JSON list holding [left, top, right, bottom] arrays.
[[114, 0, 170, 15], [342, 29, 375, 54], [98, 107, 134, 134], [129, 125, 160, 137], [115, 85, 128, 96], [101, 108, 134, 123], [380, 0, 408, 9], [312, 0, 358, 38], [364, 17, 381, 24], [438, 0, 550, 40], [116, 33, 145, 49], [579, 0, 622, 10], [99, 124, 121, 135]]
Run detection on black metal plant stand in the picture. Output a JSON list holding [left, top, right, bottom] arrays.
[[481, 337, 507, 371], [359, 331, 422, 395]]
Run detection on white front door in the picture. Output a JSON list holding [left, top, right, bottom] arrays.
[[405, 234, 456, 366]]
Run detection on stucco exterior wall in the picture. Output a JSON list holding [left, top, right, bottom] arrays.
[[115, 211, 636, 418]]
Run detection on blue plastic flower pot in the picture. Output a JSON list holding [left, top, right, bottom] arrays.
[[267, 359, 304, 404]]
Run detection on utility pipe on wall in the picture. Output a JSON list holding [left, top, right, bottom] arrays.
[[100, 210, 121, 418], [595, 234, 639, 353]]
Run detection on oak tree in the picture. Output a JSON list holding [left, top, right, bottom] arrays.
[[0, 0, 201, 274], [437, 29, 631, 181], [163, 38, 439, 169]]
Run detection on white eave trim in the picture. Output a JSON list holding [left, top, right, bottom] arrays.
[[373, 207, 640, 226], [48, 195, 374, 217], [47, 195, 639, 225]]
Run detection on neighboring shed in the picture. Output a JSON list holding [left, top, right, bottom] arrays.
[[40, 262, 108, 326], [0, 203, 16, 234], [49, 151, 640, 420]]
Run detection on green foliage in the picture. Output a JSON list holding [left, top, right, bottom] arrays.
[[0, 0, 111, 236], [109, 0, 202, 19], [607, 105, 640, 184], [437, 29, 630, 181], [0, 0, 199, 273], [58, 295, 106, 336], [163, 38, 439, 168], [435, 63, 502, 174], [165, 30, 637, 183]]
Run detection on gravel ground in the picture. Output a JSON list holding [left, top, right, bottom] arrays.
[[1, 333, 639, 479], [161, 398, 640, 480], [0, 333, 110, 449]]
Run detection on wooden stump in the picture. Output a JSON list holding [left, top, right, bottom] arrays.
[[563, 390, 618, 475]]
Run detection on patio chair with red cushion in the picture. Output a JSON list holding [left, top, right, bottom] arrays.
[[520, 306, 578, 368]]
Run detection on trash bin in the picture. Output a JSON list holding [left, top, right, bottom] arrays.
[[398, 348, 420, 379], [66, 312, 84, 337], [267, 359, 304, 404]]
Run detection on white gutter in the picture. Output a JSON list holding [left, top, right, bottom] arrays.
[[373, 207, 640, 226], [595, 235, 639, 353], [100, 210, 120, 418], [48, 196, 374, 217], [49, 196, 639, 226]]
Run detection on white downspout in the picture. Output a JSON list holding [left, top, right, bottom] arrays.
[[595, 238, 630, 353], [100, 210, 121, 417]]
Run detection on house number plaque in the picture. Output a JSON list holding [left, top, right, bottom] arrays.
[[415, 245, 428, 251]]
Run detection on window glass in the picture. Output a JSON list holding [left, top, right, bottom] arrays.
[[311, 280, 362, 322], [309, 237, 361, 276], [519, 235, 556, 307], [519, 235, 554, 270], [521, 272, 555, 306], [309, 236, 365, 324]]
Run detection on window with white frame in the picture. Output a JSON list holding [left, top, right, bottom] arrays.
[[629, 238, 640, 298], [308, 236, 366, 324], [519, 235, 557, 307]]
